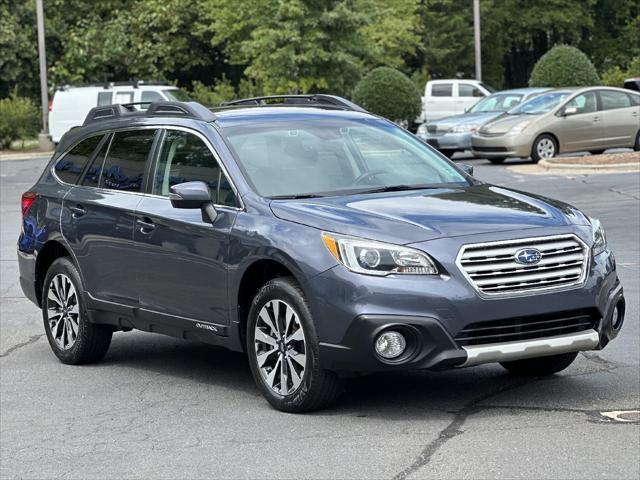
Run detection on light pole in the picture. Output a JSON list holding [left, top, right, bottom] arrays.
[[473, 0, 482, 81], [36, 0, 53, 149]]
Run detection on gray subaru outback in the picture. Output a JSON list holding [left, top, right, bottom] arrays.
[[18, 95, 625, 412]]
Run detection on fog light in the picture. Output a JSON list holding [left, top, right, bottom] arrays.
[[375, 331, 406, 359]]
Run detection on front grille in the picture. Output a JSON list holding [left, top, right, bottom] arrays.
[[472, 146, 508, 152], [457, 234, 588, 296], [426, 124, 438, 133], [454, 309, 599, 347]]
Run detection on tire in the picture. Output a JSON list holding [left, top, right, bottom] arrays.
[[440, 149, 456, 159], [500, 351, 578, 376], [531, 134, 558, 163], [42, 257, 112, 364], [634, 131, 640, 151], [246, 277, 344, 412], [589, 149, 606, 155], [488, 157, 506, 165]]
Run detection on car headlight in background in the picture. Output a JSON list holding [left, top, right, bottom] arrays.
[[416, 123, 428, 137], [322, 233, 438, 276], [451, 124, 479, 133], [508, 120, 532, 135], [589, 217, 607, 256]]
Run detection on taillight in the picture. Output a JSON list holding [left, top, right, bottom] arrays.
[[21, 192, 37, 217]]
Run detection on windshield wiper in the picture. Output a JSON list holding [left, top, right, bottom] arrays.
[[352, 184, 441, 195], [269, 193, 324, 199]]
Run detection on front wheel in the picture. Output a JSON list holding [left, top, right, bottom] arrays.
[[500, 351, 578, 376], [42, 257, 112, 364], [531, 134, 557, 163], [247, 277, 343, 412]]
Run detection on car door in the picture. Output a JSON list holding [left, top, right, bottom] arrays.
[[132, 127, 240, 332], [425, 82, 454, 121], [457, 83, 485, 115], [62, 128, 158, 305], [597, 90, 640, 147], [556, 91, 604, 152]]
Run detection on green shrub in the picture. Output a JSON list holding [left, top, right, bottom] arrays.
[[601, 57, 640, 87], [0, 90, 39, 149], [529, 45, 600, 88], [189, 78, 236, 107], [352, 67, 421, 122]]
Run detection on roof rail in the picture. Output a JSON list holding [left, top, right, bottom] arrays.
[[221, 94, 367, 112], [83, 101, 217, 126]]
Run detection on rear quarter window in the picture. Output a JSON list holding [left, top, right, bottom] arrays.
[[54, 134, 104, 184]]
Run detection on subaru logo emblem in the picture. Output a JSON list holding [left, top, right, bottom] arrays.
[[515, 248, 542, 265]]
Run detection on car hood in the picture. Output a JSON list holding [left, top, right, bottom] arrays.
[[479, 113, 540, 135], [433, 111, 504, 127], [270, 184, 589, 244]]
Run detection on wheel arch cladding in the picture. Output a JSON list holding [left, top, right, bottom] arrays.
[[35, 240, 72, 307]]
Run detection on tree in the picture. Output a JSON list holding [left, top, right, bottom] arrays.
[[529, 45, 600, 87], [352, 67, 421, 122], [0, 1, 38, 99]]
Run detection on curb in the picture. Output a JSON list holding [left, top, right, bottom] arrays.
[[539, 158, 640, 171], [0, 151, 54, 162]]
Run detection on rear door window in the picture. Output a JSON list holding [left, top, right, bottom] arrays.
[[153, 130, 237, 206], [54, 134, 104, 184], [99, 129, 157, 192], [431, 84, 452, 97], [599, 90, 632, 110]]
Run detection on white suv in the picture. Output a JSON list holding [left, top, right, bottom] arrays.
[[49, 82, 191, 143], [419, 79, 494, 123]]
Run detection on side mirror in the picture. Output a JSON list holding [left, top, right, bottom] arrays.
[[459, 163, 474, 176], [563, 106, 578, 116], [169, 181, 213, 208]]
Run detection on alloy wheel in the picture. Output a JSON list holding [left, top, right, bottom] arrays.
[[46, 273, 80, 350], [536, 138, 555, 159], [254, 299, 307, 396]]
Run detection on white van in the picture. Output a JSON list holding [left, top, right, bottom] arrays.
[[49, 82, 192, 143], [418, 79, 494, 123]]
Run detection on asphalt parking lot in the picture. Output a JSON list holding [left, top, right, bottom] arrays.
[[1, 156, 638, 479]]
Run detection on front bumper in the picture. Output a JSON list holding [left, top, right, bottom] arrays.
[[307, 228, 624, 373], [420, 132, 473, 151], [471, 133, 532, 158]]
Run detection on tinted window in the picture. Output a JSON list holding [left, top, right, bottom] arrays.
[[153, 130, 236, 206], [82, 134, 111, 187], [97, 92, 112, 106], [431, 84, 452, 97], [600, 90, 632, 110], [459, 84, 482, 97], [54, 135, 104, 184], [565, 92, 597, 114], [99, 130, 156, 192]]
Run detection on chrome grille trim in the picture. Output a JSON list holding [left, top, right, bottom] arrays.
[[456, 234, 589, 297]]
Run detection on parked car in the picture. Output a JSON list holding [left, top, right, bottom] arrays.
[[623, 77, 640, 92], [19, 95, 625, 412], [49, 82, 192, 143], [416, 88, 549, 157], [472, 87, 640, 164], [418, 79, 494, 123]]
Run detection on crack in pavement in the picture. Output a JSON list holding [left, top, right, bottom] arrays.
[[391, 379, 529, 480], [0, 333, 44, 358]]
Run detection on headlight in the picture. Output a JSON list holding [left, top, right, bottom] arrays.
[[508, 120, 531, 135], [417, 123, 428, 136], [589, 217, 607, 256], [451, 124, 479, 133], [322, 233, 438, 276]]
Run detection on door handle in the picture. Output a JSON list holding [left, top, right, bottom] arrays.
[[592, 116, 601, 122], [69, 204, 86, 218], [136, 217, 156, 233]]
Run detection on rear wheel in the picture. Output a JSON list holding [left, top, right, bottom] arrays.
[[500, 351, 578, 376], [488, 157, 506, 165], [531, 134, 557, 163], [42, 257, 112, 364], [247, 277, 343, 412]]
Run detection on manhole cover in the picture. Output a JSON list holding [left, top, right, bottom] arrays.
[[600, 410, 640, 423]]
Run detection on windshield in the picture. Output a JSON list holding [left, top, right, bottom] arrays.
[[470, 93, 523, 113], [163, 89, 192, 102], [508, 92, 570, 115], [222, 118, 469, 197]]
